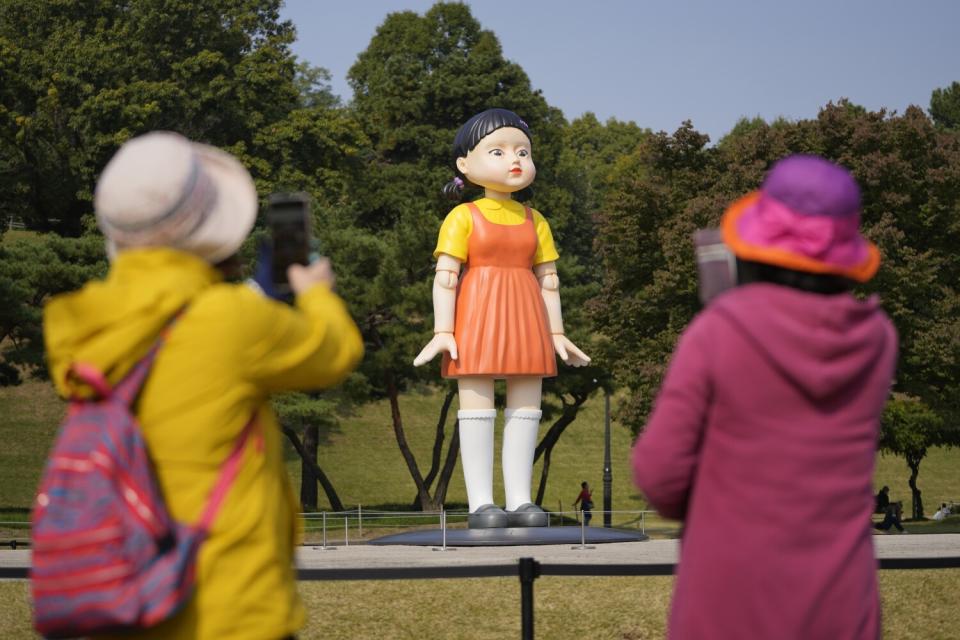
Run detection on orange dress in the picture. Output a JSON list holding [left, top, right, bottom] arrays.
[[441, 202, 557, 379]]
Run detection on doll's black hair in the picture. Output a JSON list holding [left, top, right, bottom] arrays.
[[442, 108, 534, 201]]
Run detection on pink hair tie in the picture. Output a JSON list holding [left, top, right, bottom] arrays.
[[453, 177, 464, 188]]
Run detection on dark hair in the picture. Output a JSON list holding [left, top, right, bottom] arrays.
[[442, 108, 534, 202], [736, 259, 853, 295], [581, 481, 588, 488]]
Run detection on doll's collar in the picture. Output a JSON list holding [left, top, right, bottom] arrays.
[[476, 197, 523, 213]]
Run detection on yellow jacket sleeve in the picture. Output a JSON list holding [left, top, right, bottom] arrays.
[[237, 285, 364, 392]]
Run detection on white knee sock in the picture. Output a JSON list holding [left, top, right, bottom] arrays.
[[502, 408, 542, 511], [458, 409, 497, 513]]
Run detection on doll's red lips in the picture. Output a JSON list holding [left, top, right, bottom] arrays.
[[510, 169, 522, 174]]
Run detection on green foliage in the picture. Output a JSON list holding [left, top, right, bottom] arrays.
[[930, 81, 960, 130], [880, 393, 957, 518], [273, 392, 338, 433], [880, 394, 946, 463], [594, 102, 960, 437], [0, 233, 106, 384], [337, 2, 593, 400], [591, 121, 723, 426], [0, 0, 300, 234]]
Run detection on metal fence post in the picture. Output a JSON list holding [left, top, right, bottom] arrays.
[[318, 510, 336, 550], [432, 509, 456, 552], [358, 504, 362, 538], [344, 516, 349, 547], [518, 558, 540, 640], [571, 513, 595, 550]]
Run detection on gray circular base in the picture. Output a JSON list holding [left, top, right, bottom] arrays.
[[368, 526, 648, 547]]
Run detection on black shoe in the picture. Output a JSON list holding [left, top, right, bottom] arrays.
[[468, 504, 508, 529], [506, 503, 548, 527]]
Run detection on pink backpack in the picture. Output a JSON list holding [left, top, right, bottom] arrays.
[[31, 320, 255, 638]]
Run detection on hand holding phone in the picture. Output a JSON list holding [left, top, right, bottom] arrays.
[[288, 258, 335, 294], [693, 228, 737, 306], [266, 192, 317, 297]]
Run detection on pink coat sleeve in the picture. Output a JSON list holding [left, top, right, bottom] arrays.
[[631, 317, 712, 520]]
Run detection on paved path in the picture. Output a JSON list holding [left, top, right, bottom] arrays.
[[3, 533, 958, 572]]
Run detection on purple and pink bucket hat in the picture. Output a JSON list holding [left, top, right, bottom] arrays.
[[721, 154, 880, 282]]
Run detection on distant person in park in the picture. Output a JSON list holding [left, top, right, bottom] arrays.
[[875, 501, 907, 533], [932, 503, 952, 521], [573, 481, 594, 526], [42, 132, 363, 638], [632, 155, 898, 639], [875, 485, 890, 514]]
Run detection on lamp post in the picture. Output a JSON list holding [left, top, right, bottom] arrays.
[[602, 384, 612, 528]]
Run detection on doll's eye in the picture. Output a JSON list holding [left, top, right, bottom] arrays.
[[518, 149, 529, 158], [489, 149, 504, 156]]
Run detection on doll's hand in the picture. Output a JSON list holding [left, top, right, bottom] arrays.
[[553, 335, 591, 367], [413, 332, 458, 366]]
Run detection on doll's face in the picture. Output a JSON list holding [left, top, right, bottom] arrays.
[[456, 127, 536, 196]]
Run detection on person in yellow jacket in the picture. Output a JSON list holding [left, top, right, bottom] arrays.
[[43, 131, 364, 639]]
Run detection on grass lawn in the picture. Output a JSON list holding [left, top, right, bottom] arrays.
[[1, 380, 958, 526], [1, 380, 959, 638], [0, 569, 958, 639]]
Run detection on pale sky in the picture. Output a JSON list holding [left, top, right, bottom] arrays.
[[280, 0, 959, 142]]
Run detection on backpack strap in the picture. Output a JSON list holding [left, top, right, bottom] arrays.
[[196, 413, 258, 533], [112, 310, 186, 407]]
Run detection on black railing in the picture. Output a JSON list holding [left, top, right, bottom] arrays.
[[3, 557, 959, 638]]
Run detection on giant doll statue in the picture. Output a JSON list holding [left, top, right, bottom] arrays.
[[414, 109, 590, 528]]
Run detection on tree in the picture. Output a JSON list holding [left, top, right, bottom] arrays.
[[335, 2, 601, 510], [272, 392, 344, 511], [533, 372, 607, 506], [0, 0, 301, 234], [590, 121, 722, 430], [930, 81, 960, 130], [879, 394, 957, 520], [0, 233, 107, 385], [594, 101, 960, 442]]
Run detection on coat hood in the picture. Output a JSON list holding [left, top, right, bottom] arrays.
[[711, 283, 896, 401], [44, 248, 222, 398]]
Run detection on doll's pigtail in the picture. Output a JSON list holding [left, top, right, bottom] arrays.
[[441, 175, 466, 201]]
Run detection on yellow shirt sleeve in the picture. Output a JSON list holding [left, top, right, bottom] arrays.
[[532, 210, 560, 265], [433, 204, 472, 261]]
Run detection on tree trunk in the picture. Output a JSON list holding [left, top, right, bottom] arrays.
[[411, 389, 456, 509], [300, 424, 319, 510], [282, 426, 344, 512], [906, 455, 924, 520], [385, 371, 433, 510], [433, 424, 460, 506], [425, 390, 456, 487], [533, 393, 588, 506], [535, 446, 553, 507]]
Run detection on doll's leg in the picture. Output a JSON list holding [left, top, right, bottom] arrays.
[[502, 377, 548, 527], [457, 377, 506, 528]]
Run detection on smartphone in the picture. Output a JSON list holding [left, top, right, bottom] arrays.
[[266, 192, 315, 297], [693, 228, 737, 305]]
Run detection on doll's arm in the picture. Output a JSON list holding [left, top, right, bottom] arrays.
[[413, 253, 461, 366], [534, 261, 590, 367]]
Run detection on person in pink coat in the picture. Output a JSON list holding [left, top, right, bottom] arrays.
[[632, 155, 898, 639]]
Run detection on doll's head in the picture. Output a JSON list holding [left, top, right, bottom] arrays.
[[442, 108, 535, 201]]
